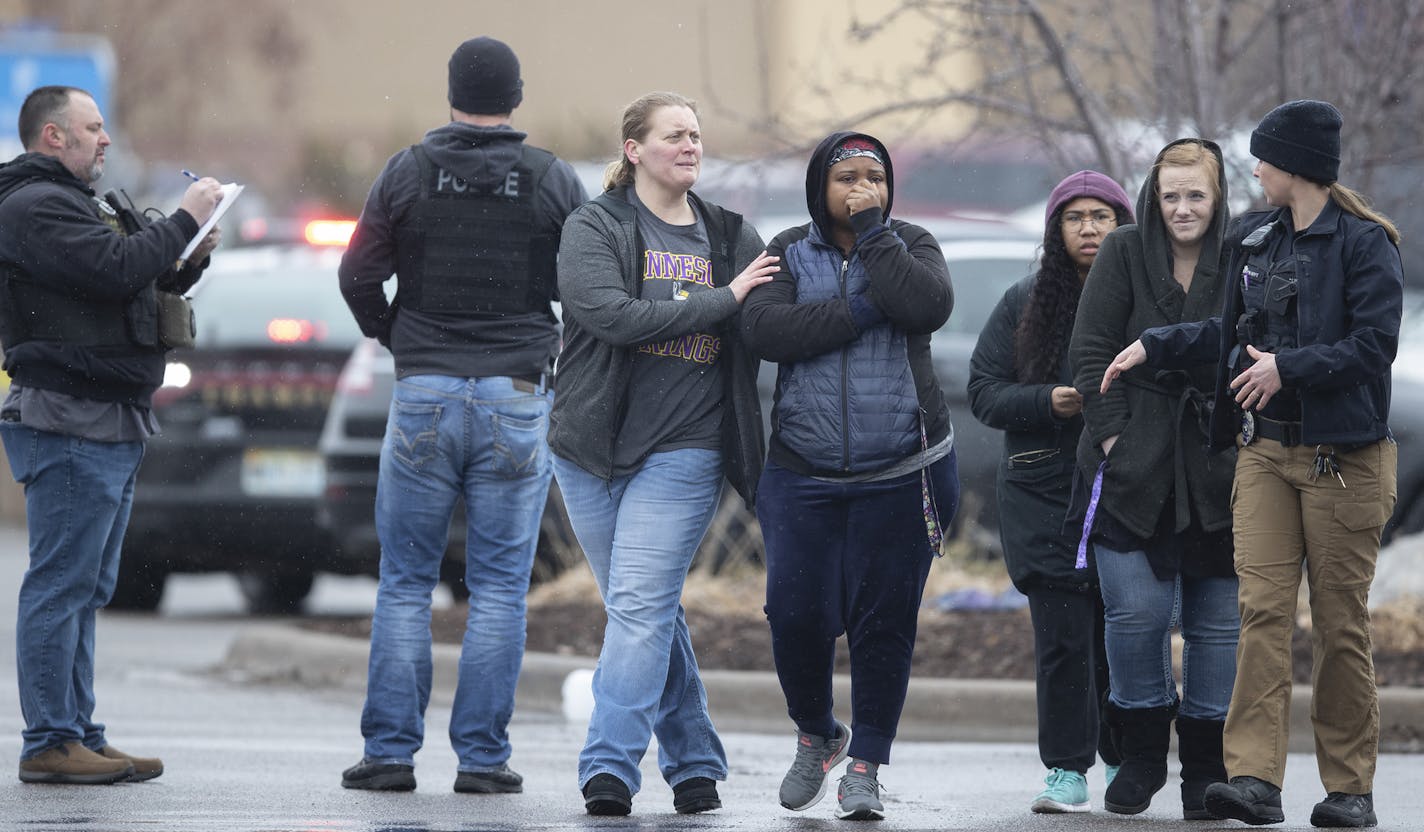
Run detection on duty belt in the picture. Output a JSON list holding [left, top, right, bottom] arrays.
[[1242, 412, 1302, 447]]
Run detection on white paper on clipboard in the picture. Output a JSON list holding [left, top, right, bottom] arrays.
[[180, 183, 244, 261]]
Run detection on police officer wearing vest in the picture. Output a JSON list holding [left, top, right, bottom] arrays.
[[0, 85, 222, 785], [1101, 100, 1403, 828], [338, 36, 587, 794]]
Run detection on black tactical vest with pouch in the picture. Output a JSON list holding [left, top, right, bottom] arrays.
[[395, 144, 557, 315]]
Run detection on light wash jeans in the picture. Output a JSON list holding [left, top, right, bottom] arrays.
[[360, 375, 552, 773], [553, 448, 727, 794], [3, 423, 144, 759], [1095, 543, 1240, 719]]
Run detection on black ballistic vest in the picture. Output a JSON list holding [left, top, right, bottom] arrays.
[[395, 144, 558, 314]]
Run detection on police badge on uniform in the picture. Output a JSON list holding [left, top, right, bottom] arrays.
[[1241, 410, 1257, 446], [92, 195, 124, 234]]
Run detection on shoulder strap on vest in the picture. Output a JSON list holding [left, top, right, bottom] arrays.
[[519, 145, 555, 183], [409, 145, 434, 199], [519, 145, 556, 220]]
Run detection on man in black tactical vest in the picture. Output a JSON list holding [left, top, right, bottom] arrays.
[[338, 36, 587, 794], [0, 86, 222, 785]]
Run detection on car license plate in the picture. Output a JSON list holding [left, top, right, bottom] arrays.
[[241, 449, 324, 497]]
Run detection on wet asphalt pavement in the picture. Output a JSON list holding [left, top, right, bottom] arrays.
[[2, 524, 1423, 831]]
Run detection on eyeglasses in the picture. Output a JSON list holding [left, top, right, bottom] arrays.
[[1062, 210, 1117, 231]]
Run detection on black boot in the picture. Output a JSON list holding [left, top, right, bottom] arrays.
[[1177, 717, 1227, 820], [1098, 689, 1123, 768], [1103, 702, 1175, 814]]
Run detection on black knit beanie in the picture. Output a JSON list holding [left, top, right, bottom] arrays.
[[1250, 99, 1342, 183], [448, 37, 523, 115]]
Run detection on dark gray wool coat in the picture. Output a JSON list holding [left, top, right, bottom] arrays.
[[1068, 140, 1236, 544]]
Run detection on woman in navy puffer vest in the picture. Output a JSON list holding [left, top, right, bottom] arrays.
[[741, 131, 958, 821]]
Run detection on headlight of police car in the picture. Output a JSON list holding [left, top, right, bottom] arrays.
[[162, 361, 192, 388]]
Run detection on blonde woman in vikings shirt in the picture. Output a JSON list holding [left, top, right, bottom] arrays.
[[547, 91, 777, 818]]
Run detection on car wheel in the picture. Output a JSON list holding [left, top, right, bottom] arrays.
[[109, 557, 168, 612], [238, 569, 315, 615]]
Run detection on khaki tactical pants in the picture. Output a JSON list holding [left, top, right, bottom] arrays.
[[1226, 436, 1396, 793]]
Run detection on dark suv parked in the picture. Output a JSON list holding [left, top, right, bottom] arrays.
[[111, 235, 367, 613]]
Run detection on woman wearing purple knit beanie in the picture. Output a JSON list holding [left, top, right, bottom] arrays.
[[968, 169, 1133, 814]]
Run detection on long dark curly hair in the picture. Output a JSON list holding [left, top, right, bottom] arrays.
[[1013, 204, 1132, 383]]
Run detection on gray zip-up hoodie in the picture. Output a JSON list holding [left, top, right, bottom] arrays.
[[549, 186, 767, 505]]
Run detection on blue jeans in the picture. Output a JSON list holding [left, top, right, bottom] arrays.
[[360, 375, 552, 772], [552, 448, 727, 794], [1095, 544, 1240, 719], [3, 423, 144, 759]]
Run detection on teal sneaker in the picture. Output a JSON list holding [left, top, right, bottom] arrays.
[[1030, 768, 1090, 814], [1105, 764, 1120, 787]]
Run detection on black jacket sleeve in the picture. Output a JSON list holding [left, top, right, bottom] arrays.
[[1070, 230, 1136, 447], [740, 226, 862, 363], [339, 152, 412, 345], [740, 218, 952, 363], [1140, 316, 1225, 369], [14, 189, 196, 300], [968, 278, 1060, 432], [857, 215, 953, 334], [1276, 222, 1402, 391]]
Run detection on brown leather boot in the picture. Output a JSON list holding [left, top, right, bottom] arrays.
[[99, 745, 164, 782], [18, 741, 133, 784]]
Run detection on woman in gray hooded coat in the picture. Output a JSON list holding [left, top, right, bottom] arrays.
[[1068, 139, 1239, 820]]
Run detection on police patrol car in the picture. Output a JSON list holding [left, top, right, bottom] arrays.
[[110, 218, 364, 613]]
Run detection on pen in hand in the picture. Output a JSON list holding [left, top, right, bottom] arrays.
[[181, 169, 201, 182]]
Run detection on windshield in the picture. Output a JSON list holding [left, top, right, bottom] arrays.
[[940, 252, 1038, 335], [190, 249, 364, 349]]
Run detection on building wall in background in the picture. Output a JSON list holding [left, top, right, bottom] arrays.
[[0, 0, 979, 209], [0, 0, 985, 521]]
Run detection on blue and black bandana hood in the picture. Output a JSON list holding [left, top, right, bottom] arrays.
[[805, 131, 895, 240]]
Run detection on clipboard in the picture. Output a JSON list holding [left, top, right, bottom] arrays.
[[180, 182, 244, 261]]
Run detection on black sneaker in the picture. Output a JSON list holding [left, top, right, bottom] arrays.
[[1310, 792, 1377, 828], [454, 763, 523, 794], [1204, 776, 1285, 825], [341, 758, 415, 791], [672, 776, 721, 814], [582, 772, 632, 816]]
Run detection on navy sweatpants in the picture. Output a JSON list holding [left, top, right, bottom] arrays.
[[758, 450, 959, 764]]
